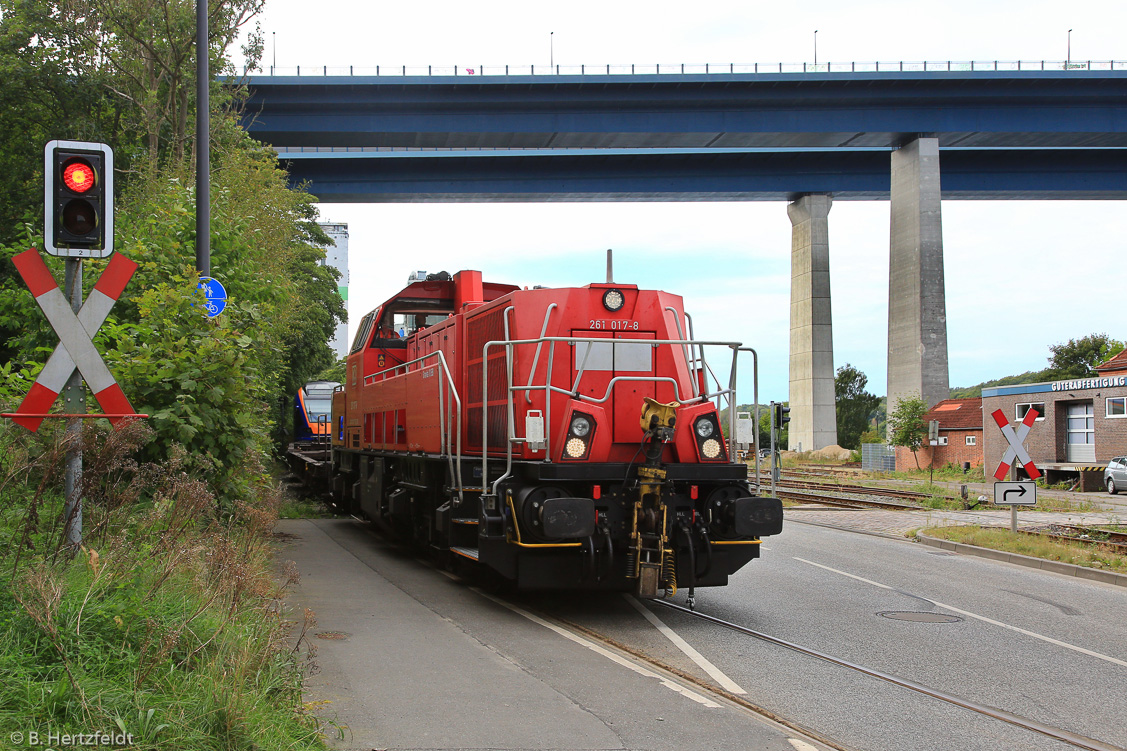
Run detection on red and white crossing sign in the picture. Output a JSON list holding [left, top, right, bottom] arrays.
[[991, 408, 1042, 481], [10, 247, 138, 432]]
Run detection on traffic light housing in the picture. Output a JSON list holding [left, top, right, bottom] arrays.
[[775, 403, 791, 427], [44, 140, 114, 258]]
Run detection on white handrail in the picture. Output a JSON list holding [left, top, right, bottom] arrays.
[[252, 60, 1123, 77]]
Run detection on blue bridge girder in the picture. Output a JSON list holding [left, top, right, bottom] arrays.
[[278, 147, 1127, 202], [240, 70, 1127, 201]]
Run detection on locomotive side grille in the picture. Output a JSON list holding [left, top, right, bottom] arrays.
[[467, 357, 509, 408], [467, 405, 508, 449], [467, 307, 507, 362], [467, 306, 512, 450]]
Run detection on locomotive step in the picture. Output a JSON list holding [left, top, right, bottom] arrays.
[[452, 518, 479, 525], [450, 546, 480, 561]]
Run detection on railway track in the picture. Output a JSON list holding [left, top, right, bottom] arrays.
[[649, 599, 1124, 751], [750, 473, 935, 500], [774, 488, 922, 511], [750, 474, 938, 510], [1024, 524, 1127, 553]]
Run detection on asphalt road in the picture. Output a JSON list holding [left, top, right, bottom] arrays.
[[278, 517, 1126, 751], [537, 522, 1127, 751], [276, 518, 827, 751]]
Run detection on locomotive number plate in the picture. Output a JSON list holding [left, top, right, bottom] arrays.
[[588, 319, 640, 331]]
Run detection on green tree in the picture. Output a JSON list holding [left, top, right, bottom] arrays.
[[1046, 333, 1125, 379], [859, 427, 883, 446], [0, 0, 345, 498], [888, 394, 929, 470], [835, 364, 881, 450]]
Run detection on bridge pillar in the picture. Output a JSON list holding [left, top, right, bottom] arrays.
[[787, 193, 838, 452], [887, 137, 950, 417]]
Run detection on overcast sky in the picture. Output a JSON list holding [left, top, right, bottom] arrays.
[[237, 0, 1125, 403]]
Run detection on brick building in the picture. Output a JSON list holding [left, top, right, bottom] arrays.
[[894, 398, 984, 471], [980, 350, 1127, 489]]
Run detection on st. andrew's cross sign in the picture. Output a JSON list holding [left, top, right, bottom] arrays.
[[6, 247, 139, 431]]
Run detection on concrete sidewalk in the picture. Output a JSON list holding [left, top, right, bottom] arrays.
[[274, 518, 813, 751]]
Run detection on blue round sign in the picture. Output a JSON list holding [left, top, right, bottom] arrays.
[[198, 276, 228, 318]]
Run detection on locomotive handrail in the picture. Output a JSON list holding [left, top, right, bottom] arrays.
[[664, 307, 699, 399], [524, 303, 557, 404], [738, 346, 761, 485], [684, 312, 709, 397], [481, 334, 748, 497], [364, 349, 464, 503]]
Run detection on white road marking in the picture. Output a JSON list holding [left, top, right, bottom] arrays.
[[472, 588, 721, 708], [794, 557, 1127, 669], [788, 739, 820, 751], [623, 594, 747, 695]]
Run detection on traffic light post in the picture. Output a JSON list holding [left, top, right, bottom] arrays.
[[44, 141, 113, 548], [2, 141, 143, 549], [768, 402, 790, 497]]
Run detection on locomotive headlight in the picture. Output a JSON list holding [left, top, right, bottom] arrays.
[[565, 437, 588, 458], [570, 415, 592, 437], [695, 418, 714, 438], [602, 289, 625, 312], [701, 438, 722, 459]]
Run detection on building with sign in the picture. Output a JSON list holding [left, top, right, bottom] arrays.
[[894, 398, 984, 472], [981, 349, 1127, 490]]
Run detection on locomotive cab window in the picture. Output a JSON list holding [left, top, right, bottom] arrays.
[[370, 297, 455, 348]]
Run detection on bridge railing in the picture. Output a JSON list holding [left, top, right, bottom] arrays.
[[251, 60, 1123, 77]]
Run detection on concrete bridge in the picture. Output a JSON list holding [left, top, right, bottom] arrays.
[[242, 67, 1127, 451]]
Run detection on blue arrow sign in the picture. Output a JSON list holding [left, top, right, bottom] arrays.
[[197, 276, 228, 318]]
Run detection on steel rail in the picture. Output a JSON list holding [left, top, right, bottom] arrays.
[[651, 600, 1124, 751], [775, 489, 920, 511]]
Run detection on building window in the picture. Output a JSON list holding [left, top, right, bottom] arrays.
[[1016, 402, 1046, 421], [966, 435, 977, 446], [1108, 397, 1127, 418], [936, 436, 948, 446]]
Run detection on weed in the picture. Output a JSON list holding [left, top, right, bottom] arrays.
[[920, 525, 1127, 573], [0, 419, 325, 749]]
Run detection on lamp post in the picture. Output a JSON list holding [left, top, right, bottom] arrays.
[[1067, 28, 1072, 67], [814, 29, 819, 66], [196, 0, 209, 276], [551, 31, 554, 70]]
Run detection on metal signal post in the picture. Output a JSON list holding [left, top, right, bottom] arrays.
[[1, 141, 143, 549], [44, 139, 116, 547], [61, 261, 84, 548]]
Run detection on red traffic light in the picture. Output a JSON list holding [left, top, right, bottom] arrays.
[[62, 159, 96, 194], [44, 141, 114, 258]]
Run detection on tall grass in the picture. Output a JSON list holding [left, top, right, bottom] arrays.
[[0, 420, 324, 750]]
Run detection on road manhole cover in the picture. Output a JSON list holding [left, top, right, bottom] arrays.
[[878, 611, 963, 623], [315, 631, 351, 640]]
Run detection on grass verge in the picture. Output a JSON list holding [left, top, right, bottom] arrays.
[[0, 421, 325, 750], [920, 525, 1127, 574]]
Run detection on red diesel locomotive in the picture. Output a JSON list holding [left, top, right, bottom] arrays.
[[330, 269, 782, 597]]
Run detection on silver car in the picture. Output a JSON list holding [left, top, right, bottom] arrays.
[[1105, 456, 1127, 494]]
